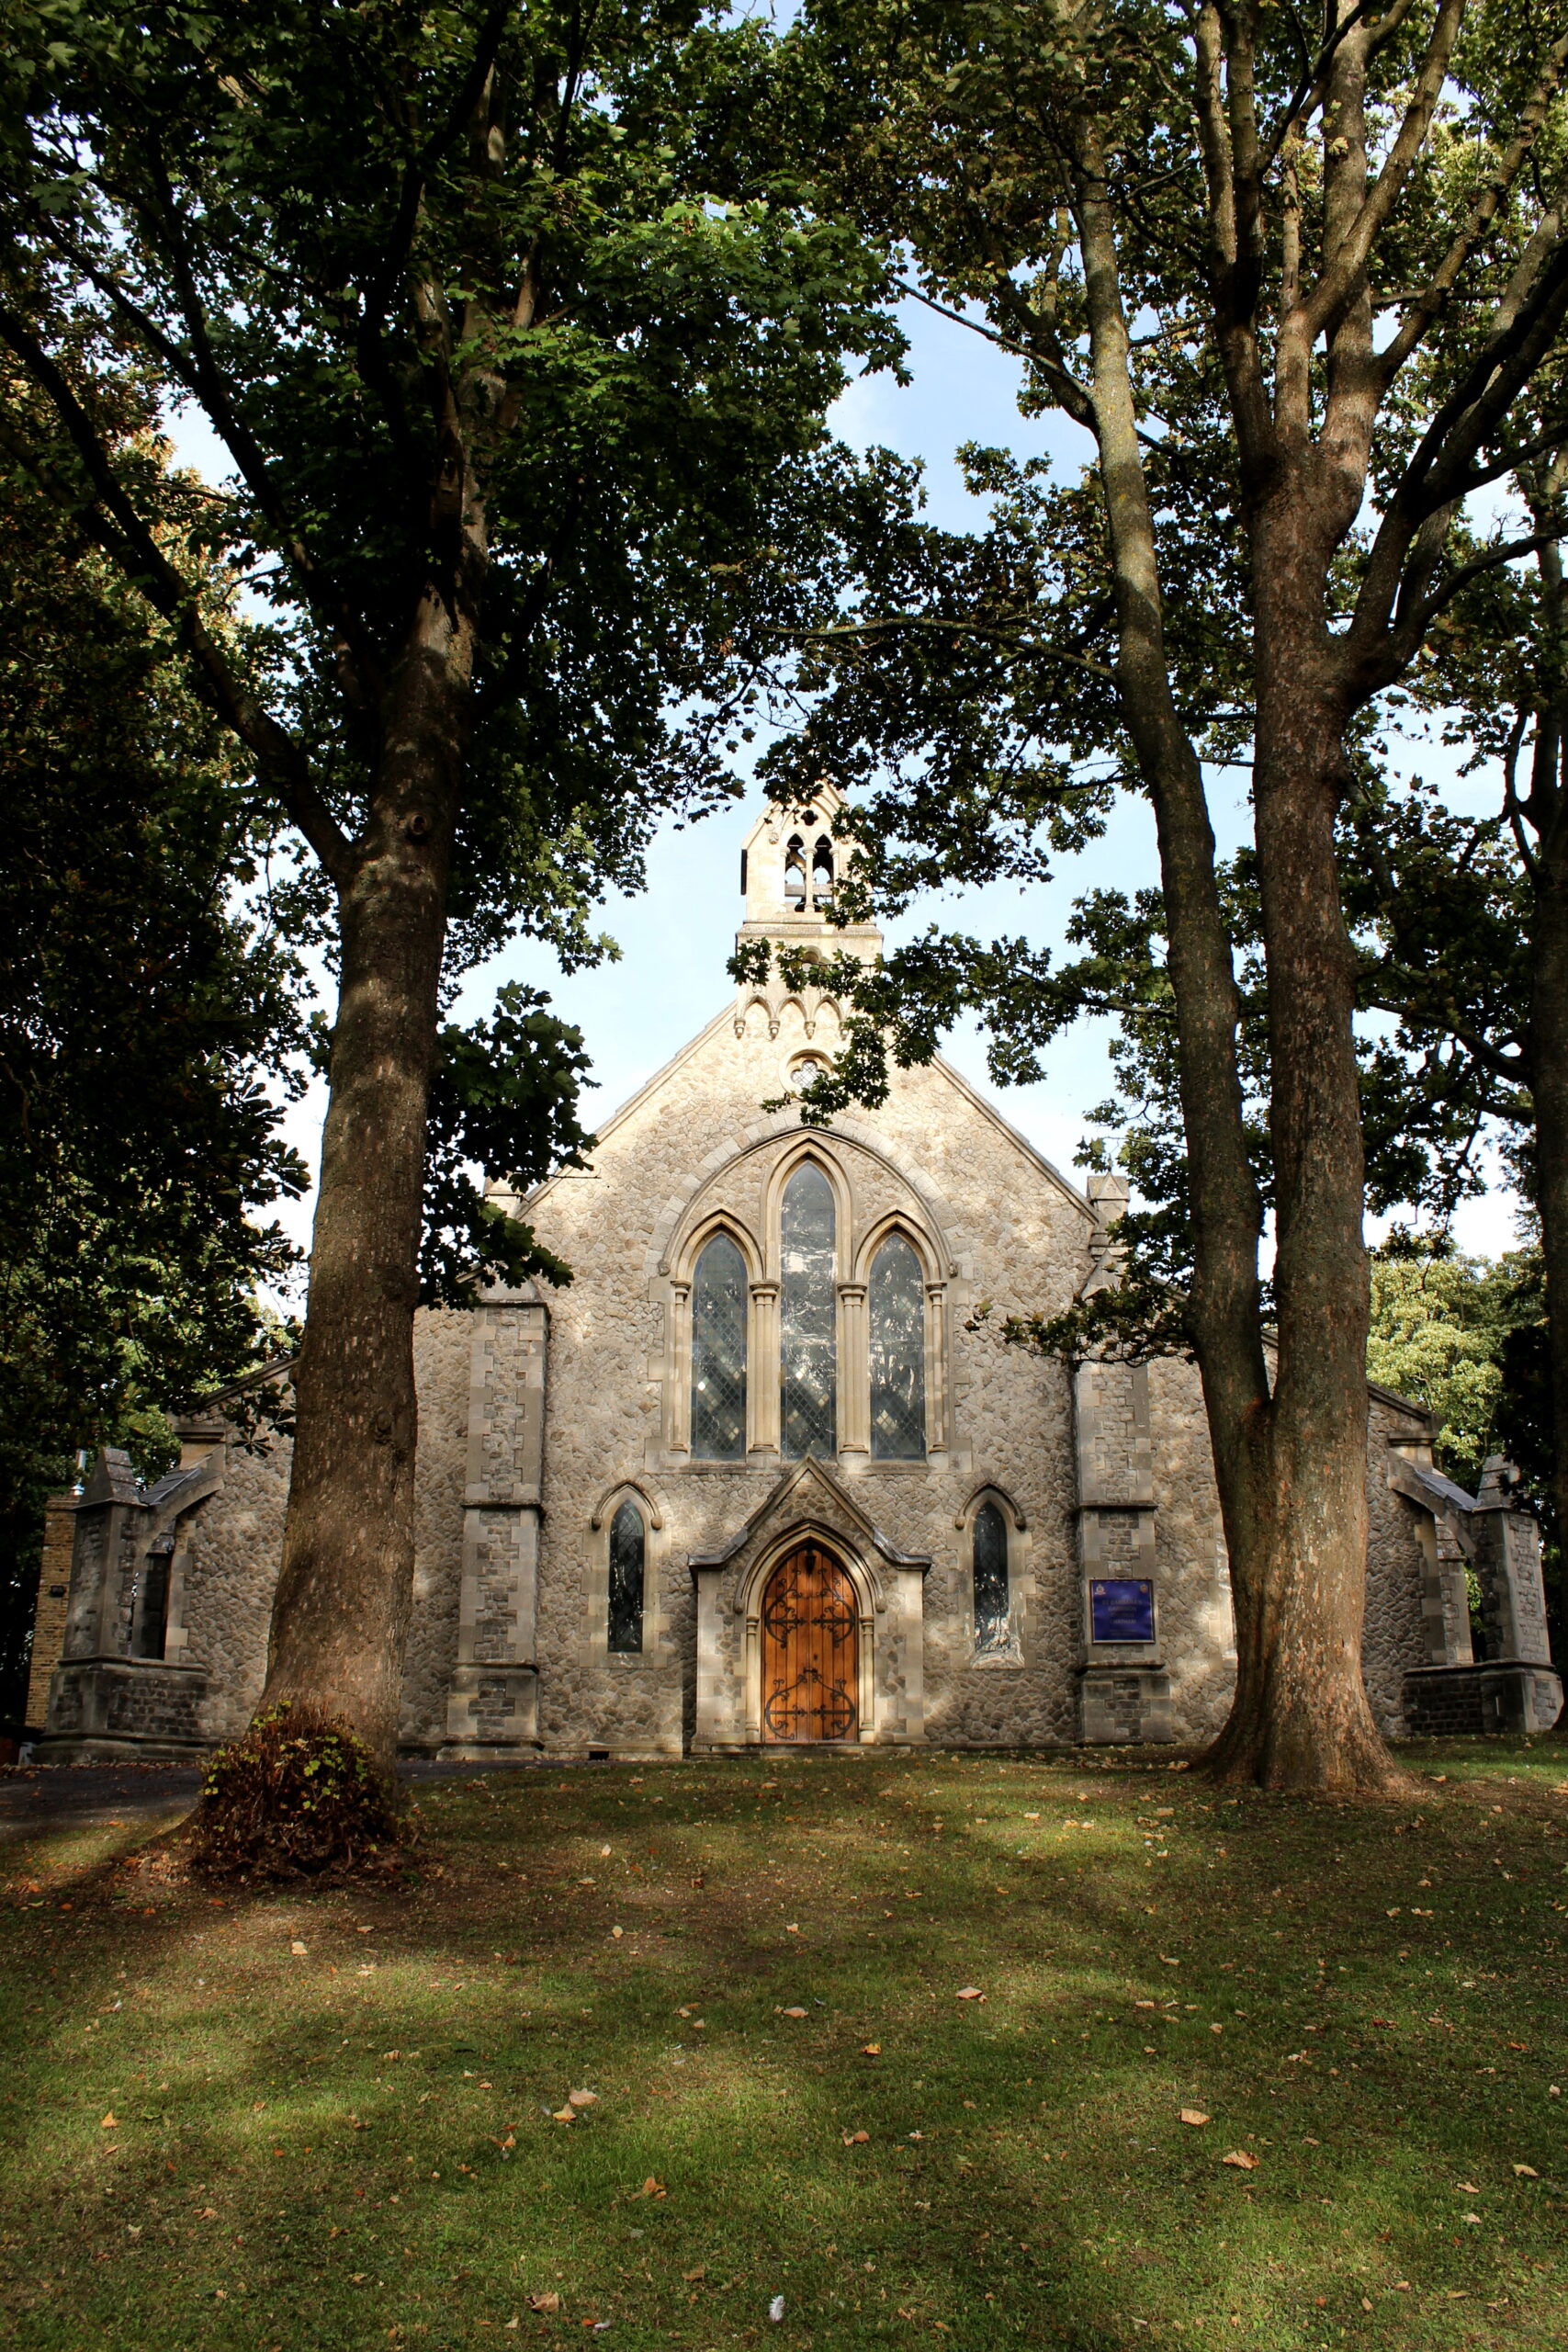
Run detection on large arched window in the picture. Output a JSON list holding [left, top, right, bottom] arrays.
[[973, 1501, 1010, 1654], [869, 1234, 926, 1459], [781, 1162, 837, 1456], [608, 1500, 646, 1654], [691, 1233, 748, 1459], [811, 834, 834, 909]]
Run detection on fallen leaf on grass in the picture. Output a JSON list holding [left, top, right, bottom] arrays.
[[781, 2007, 807, 2018], [551, 2107, 576, 2123], [638, 2177, 667, 2199], [955, 1987, 985, 2001], [290, 1939, 308, 1956], [1457, 2180, 1481, 2193], [568, 2089, 598, 2107], [1514, 2164, 1540, 2177], [1179, 2110, 1211, 2128], [862, 2043, 882, 2056], [610, 1927, 624, 1940], [99, 2114, 118, 2130], [529, 2291, 560, 2312], [682, 2267, 706, 2283], [1222, 2151, 1258, 2170], [842, 2130, 870, 2145]]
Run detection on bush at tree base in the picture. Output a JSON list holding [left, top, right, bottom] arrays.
[[190, 1703, 401, 1881]]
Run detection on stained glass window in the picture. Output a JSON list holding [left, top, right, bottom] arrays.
[[691, 1233, 748, 1458], [973, 1501, 1010, 1653], [781, 1162, 837, 1456], [608, 1500, 645, 1654], [870, 1234, 926, 1459]]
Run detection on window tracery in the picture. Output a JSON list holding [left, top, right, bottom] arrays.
[[869, 1233, 925, 1459], [691, 1233, 748, 1459], [973, 1500, 1010, 1654], [780, 1162, 836, 1457], [608, 1499, 646, 1653]]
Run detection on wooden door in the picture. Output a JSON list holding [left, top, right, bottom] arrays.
[[761, 1544, 859, 1743]]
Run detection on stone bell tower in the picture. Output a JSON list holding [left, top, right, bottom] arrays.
[[733, 785, 881, 1041]]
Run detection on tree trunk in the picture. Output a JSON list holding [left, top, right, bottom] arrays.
[[1204, 500, 1398, 1791], [258, 589, 474, 1766], [1075, 141, 1397, 1791], [1531, 724, 1568, 1729]]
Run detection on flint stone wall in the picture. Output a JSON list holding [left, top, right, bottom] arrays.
[[34, 991, 1444, 1758]]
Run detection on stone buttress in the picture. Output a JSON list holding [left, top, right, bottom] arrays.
[[442, 1283, 549, 1757]]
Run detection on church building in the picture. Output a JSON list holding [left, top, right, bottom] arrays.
[[29, 791, 1562, 1759]]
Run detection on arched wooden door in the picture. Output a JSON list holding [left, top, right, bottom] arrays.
[[761, 1544, 860, 1744]]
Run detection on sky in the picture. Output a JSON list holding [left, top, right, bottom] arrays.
[[171, 294, 1523, 1283]]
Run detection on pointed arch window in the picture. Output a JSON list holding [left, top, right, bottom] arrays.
[[691, 1233, 748, 1459], [781, 1162, 837, 1456], [973, 1501, 1010, 1654], [869, 1234, 926, 1459], [784, 834, 807, 903], [811, 834, 834, 909], [608, 1500, 646, 1654]]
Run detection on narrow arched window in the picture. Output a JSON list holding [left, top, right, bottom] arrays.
[[870, 1234, 926, 1459], [973, 1502, 1010, 1654], [781, 1162, 836, 1456], [608, 1500, 646, 1653], [691, 1233, 748, 1459], [811, 834, 834, 909], [784, 834, 807, 903]]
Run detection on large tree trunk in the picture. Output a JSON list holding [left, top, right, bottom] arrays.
[[1203, 502, 1396, 1789], [258, 592, 474, 1766], [1531, 720, 1568, 1725], [1076, 141, 1396, 1791]]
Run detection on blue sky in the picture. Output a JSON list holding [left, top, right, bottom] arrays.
[[171, 295, 1520, 1275]]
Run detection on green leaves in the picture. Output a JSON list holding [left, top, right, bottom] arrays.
[[419, 982, 594, 1304]]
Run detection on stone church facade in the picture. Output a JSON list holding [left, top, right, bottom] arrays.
[[29, 793, 1562, 1758]]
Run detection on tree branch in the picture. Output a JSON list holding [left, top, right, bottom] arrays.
[[1296, 0, 1466, 348], [0, 311, 354, 885], [1375, 29, 1568, 388]]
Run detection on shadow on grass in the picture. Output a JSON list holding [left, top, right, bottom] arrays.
[[0, 1741, 1562, 2349]]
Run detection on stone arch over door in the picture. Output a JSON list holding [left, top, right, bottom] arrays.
[[759, 1539, 861, 1743], [739, 1521, 878, 1747]]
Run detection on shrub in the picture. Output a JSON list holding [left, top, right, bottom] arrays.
[[190, 1702, 401, 1881]]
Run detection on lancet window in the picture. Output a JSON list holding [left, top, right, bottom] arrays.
[[781, 1162, 837, 1456], [973, 1501, 1010, 1653], [811, 835, 834, 908], [607, 1500, 646, 1653], [869, 1234, 925, 1459], [690, 1233, 748, 1460], [784, 834, 807, 904]]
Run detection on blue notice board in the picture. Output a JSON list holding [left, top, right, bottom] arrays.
[[1089, 1578, 1155, 1643]]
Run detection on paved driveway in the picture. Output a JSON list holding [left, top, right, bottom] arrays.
[[0, 1755, 597, 1840]]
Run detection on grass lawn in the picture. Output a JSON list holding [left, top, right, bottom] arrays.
[[0, 1739, 1565, 2351]]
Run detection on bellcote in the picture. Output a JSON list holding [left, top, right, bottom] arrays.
[[734, 784, 881, 967]]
